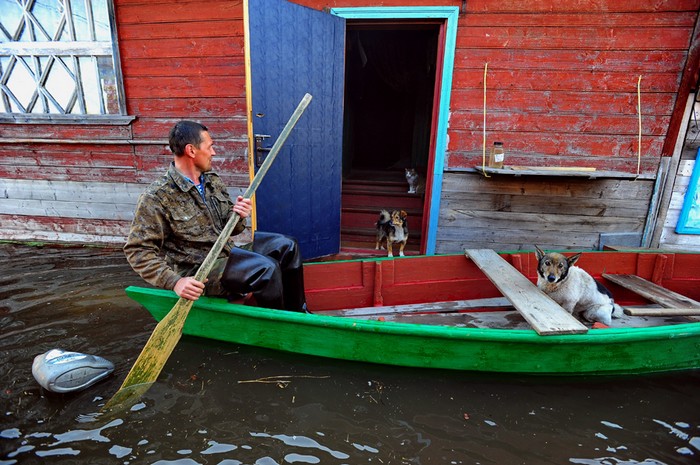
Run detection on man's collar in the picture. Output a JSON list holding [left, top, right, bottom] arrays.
[[168, 163, 214, 192], [168, 163, 196, 192]]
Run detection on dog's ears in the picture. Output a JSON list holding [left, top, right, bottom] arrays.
[[534, 245, 545, 261], [400, 210, 408, 219], [567, 253, 582, 267]]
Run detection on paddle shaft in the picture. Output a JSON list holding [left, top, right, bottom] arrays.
[[112, 93, 313, 393], [194, 93, 312, 281]]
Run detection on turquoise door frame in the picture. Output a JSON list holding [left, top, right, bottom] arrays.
[[331, 6, 459, 255]]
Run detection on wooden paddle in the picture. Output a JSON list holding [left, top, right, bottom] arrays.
[[105, 93, 313, 410]]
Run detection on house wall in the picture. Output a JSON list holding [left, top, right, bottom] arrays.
[[655, 107, 700, 252], [661, 153, 699, 250], [436, 174, 655, 252], [1, 0, 699, 252], [0, 0, 251, 244]]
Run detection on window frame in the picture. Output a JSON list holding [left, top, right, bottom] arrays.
[[0, 0, 131, 124]]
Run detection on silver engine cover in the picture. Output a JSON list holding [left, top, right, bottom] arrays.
[[32, 348, 114, 393]]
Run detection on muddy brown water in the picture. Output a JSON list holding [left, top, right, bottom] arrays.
[[1, 243, 699, 465]]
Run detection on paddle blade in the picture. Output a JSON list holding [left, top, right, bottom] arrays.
[[101, 381, 153, 414], [107, 297, 194, 404]]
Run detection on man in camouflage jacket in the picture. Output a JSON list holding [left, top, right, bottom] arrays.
[[124, 120, 307, 312]]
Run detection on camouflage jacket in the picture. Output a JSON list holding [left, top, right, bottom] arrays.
[[124, 163, 245, 290]]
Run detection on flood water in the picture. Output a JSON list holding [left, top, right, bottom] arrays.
[[1, 243, 699, 465]]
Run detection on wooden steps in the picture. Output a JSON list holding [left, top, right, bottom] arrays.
[[341, 207, 423, 230], [341, 227, 421, 243], [341, 171, 425, 254], [342, 191, 422, 209], [342, 179, 424, 211]]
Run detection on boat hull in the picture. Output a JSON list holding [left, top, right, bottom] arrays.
[[125, 285, 700, 376]]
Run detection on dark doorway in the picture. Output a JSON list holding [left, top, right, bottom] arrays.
[[340, 22, 439, 255], [343, 23, 438, 174]]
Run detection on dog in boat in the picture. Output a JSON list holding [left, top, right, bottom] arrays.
[[375, 209, 408, 257], [535, 246, 623, 326]]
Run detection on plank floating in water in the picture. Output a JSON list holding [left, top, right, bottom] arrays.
[[465, 249, 588, 335], [324, 297, 512, 317]]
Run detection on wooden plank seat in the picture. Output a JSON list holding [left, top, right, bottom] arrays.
[[624, 307, 700, 317], [465, 249, 588, 335], [324, 297, 512, 317], [602, 273, 700, 321]]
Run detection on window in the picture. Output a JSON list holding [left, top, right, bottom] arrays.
[[0, 0, 126, 118]]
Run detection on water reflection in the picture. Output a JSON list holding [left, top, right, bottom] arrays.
[[1, 244, 699, 464]]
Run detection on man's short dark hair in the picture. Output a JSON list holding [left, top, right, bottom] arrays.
[[168, 120, 209, 156]]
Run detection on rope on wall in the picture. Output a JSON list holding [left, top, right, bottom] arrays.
[[637, 75, 642, 177], [482, 62, 489, 177]]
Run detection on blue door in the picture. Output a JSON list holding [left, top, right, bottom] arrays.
[[248, 0, 345, 259]]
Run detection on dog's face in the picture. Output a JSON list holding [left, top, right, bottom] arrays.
[[535, 246, 581, 284], [390, 210, 407, 227]]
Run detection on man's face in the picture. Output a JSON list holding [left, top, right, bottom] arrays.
[[190, 130, 215, 172]]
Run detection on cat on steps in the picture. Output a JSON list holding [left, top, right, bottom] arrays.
[[405, 168, 425, 194]]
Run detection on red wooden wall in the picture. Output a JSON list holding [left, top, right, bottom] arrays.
[[0, 0, 698, 245], [446, 0, 698, 173], [117, 0, 249, 186], [297, 0, 699, 173]]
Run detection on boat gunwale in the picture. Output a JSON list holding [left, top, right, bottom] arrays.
[[125, 285, 700, 345]]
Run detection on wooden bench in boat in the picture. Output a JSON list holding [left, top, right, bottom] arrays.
[[465, 249, 588, 335], [624, 307, 700, 317], [324, 297, 512, 317], [602, 273, 700, 321]]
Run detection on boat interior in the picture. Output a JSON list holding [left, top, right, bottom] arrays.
[[303, 249, 700, 334]]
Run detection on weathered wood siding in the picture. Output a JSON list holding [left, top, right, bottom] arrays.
[[658, 141, 700, 250], [436, 173, 654, 252], [648, 94, 700, 252], [0, 0, 250, 244], [1, 0, 699, 252], [118, 0, 249, 181]]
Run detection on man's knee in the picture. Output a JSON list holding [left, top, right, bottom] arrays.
[[221, 252, 280, 292], [254, 232, 300, 267], [248, 258, 282, 289]]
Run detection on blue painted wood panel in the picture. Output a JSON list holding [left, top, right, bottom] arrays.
[[249, 0, 345, 259]]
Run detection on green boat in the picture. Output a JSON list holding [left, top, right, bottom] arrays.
[[126, 249, 700, 376]]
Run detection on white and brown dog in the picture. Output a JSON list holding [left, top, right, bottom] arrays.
[[535, 246, 623, 326], [375, 209, 408, 257]]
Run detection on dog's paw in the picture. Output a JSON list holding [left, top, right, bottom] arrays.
[[612, 303, 624, 318], [399, 251, 405, 257], [583, 307, 612, 326]]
